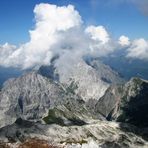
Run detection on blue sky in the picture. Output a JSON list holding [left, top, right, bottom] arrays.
[[0, 0, 148, 45]]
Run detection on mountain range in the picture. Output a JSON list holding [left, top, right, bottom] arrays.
[[0, 57, 148, 148]]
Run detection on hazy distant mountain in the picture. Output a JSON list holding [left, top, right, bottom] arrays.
[[101, 49, 148, 80]]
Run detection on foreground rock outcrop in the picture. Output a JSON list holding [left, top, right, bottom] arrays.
[[0, 119, 148, 148]]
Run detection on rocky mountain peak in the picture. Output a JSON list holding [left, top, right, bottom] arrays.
[[38, 57, 124, 102], [95, 77, 148, 127], [0, 71, 64, 128]]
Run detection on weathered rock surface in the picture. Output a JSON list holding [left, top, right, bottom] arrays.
[[0, 119, 148, 148], [38, 58, 123, 103], [0, 71, 101, 128], [0, 58, 148, 148], [0, 72, 65, 128], [95, 77, 148, 127]]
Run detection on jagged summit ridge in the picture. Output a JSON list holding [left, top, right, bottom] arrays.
[[38, 57, 124, 102]]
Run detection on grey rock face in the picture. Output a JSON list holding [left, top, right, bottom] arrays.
[[84, 57, 124, 84], [38, 58, 123, 102], [0, 58, 126, 128], [0, 72, 65, 128], [95, 77, 148, 127], [0, 70, 102, 128]]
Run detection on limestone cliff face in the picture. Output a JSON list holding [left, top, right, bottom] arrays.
[[95, 77, 148, 127], [0, 72, 65, 128], [38, 58, 123, 103], [0, 70, 102, 128]]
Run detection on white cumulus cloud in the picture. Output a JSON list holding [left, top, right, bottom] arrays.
[[0, 43, 17, 67], [0, 3, 82, 69], [0, 3, 147, 69], [126, 38, 148, 60], [0, 3, 115, 69], [118, 35, 130, 46], [85, 25, 110, 44]]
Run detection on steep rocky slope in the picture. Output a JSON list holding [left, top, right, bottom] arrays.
[[0, 71, 98, 128], [0, 69, 108, 129], [38, 58, 123, 103], [95, 77, 148, 127], [0, 72, 62, 128]]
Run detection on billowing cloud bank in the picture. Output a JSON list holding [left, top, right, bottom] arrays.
[[0, 4, 83, 69], [0, 3, 148, 69], [127, 39, 148, 60]]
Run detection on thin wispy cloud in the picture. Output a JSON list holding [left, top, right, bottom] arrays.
[[132, 0, 148, 16], [89, 0, 148, 15]]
